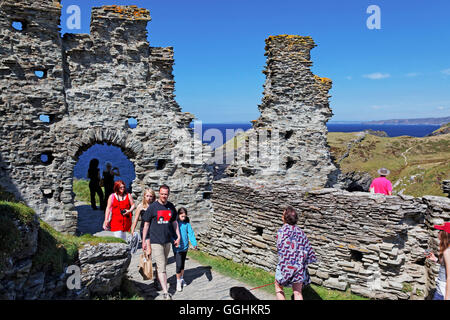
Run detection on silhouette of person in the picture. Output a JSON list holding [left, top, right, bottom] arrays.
[[87, 158, 105, 210], [103, 162, 120, 203]]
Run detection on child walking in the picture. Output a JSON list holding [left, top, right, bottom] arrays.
[[275, 205, 317, 300], [173, 207, 198, 292]]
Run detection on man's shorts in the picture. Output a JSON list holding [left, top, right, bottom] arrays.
[[151, 243, 171, 273]]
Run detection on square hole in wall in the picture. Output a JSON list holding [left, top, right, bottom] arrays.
[[34, 69, 47, 79], [155, 159, 167, 170], [127, 117, 137, 128], [255, 226, 264, 236], [12, 20, 26, 31], [350, 249, 363, 262]]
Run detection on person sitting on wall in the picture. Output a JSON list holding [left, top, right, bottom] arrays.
[[103, 162, 120, 202], [369, 167, 393, 195]]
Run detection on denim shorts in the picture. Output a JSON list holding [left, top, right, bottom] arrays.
[[433, 291, 444, 300]]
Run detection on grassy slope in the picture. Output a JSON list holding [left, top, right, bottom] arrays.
[[217, 130, 450, 197], [0, 187, 123, 274], [328, 132, 450, 197]]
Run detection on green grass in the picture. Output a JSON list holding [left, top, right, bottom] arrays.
[[33, 219, 125, 273], [0, 195, 124, 273], [216, 130, 450, 197], [73, 178, 105, 205], [328, 132, 450, 197], [187, 249, 368, 300], [0, 201, 37, 271]]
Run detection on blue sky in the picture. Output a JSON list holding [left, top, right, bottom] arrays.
[[60, 0, 450, 123]]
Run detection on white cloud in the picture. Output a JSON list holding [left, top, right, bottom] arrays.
[[363, 72, 391, 80], [405, 72, 420, 77], [437, 106, 446, 110], [370, 105, 388, 110], [345, 76, 352, 80], [441, 68, 450, 76]]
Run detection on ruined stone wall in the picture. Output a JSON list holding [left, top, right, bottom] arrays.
[[226, 35, 339, 188], [0, 2, 213, 233], [200, 178, 450, 300]]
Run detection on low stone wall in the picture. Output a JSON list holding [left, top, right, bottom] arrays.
[[199, 178, 450, 300]]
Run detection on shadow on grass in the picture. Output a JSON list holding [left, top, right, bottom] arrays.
[[302, 285, 323, 300]]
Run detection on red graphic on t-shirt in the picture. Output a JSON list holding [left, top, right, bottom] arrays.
[[157, 210, 172, 224]]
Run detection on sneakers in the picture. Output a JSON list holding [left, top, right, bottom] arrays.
[[181, 279, 187, 287], [162, 293, 172, 300], [177, 281, 182, 292]]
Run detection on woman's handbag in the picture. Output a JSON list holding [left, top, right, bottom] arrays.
[[138, 252, 153, 280]]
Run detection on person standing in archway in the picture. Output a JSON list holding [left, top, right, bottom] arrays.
[[87, 158, 105, 210], [103, 180, 135, 241], [103, 162, 120, 202]]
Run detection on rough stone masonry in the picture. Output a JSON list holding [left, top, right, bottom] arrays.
[[0, 1, 214, 234], [226, 35, 340, 188], [200, 178, 450, 300]]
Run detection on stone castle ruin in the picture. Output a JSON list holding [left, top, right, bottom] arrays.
[[0, 1, 214, 234], [225, 35, 339, 188], [1, 1, 449, 300]]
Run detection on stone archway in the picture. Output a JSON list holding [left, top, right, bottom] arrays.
[[72, 135, 138, 236]]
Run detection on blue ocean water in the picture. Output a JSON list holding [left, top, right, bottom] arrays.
[[73, 123, 441, 185]]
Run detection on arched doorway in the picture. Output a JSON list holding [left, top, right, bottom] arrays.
[[73, 143, 136, 236]]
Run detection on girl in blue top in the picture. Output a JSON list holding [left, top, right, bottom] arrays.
[[173, 207, 198, 292]]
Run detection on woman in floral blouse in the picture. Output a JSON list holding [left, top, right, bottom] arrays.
[[275, 206, 317, 300]]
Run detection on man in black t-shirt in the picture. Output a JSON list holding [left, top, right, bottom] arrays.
[[142, 184, 180, 300]]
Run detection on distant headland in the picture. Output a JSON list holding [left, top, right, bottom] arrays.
[[362, 116, 450, 125]]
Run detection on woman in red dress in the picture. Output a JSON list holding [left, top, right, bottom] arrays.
[[103, 180, 135, 241]]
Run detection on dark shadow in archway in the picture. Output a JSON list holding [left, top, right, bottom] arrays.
[[73, 143, 136, 236]]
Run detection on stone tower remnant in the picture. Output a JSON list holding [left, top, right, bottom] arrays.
[[226, 35, 339, 188]]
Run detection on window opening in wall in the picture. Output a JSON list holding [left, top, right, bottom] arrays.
[[12, 21, 24, 31], [350, 249, 363, 262], [203, 192, 211, 200], [156, 159, 167, 170], [34, 70, 46, 78], [39, 115, 50, 123], [286, 157, 295, 169], [41, 189, 54, 199], [127, 117, 137, 128], [255, 226, 264, 236], [285, 130, 293, 140], [40, 152, 54, 165]]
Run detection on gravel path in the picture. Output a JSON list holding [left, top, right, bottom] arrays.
[[76, 202, 276, 300]]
